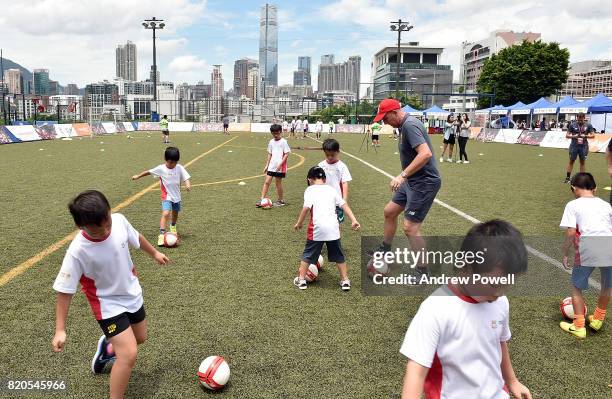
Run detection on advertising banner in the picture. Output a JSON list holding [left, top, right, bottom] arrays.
[[6, 125, 40, 141], [0, 126, 15, 143], [102, 122, 117, 134], [54, 124, 75, 138], [121, 122, 135, 132], [517, 130, 547, 145], [539, 131, 571, 149], [493, 129, 523, 144], [476, 128, 499, 142], [193, 123, 223, 132], [229, 122, 251, 132], [138, 122, 161, 131], [335, 124, 365, 133], [72, 123, 92, 136], [168, 122, 194, 132], [469, 127, 482, 139]]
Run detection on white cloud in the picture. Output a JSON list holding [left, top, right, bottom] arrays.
[[169, 55, 207, 72]]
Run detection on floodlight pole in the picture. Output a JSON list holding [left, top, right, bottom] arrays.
[[143, 17, 165, 113], [390, 20, 413, 99]]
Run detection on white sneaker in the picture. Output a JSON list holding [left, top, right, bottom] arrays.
[[447, 158, 452, 162], [340, 280, 351, 291], [439, 157, 444, 162], [293, 277, 307, 290], [463, 160, 470, 164], [457, 160, 463, 164]]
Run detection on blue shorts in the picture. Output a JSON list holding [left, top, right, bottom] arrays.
[[569, 144, 588, 161], [572, 266, 612, 290], [302, 239, 345, 264], [162, 201, 181, 212]]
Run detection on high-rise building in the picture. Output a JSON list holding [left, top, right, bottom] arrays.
[[259, 4, 278, 98], [321, 54, 335, 65], [560, 60, 612, 98], [293, 70, 309, 86], [233, 58, 258, 97], [4, 69, 22, 94], [460, 30, 541, 90], [296, 56, 311, 86], [84, 81, 119, 120], [116, 41, 138, 81], [33, 69, 50, 95], [247, 67, 260, 100], [64, 83, 80, 96], [211, 65, 224, 120], [48, 80, 59, 95], [317, 56, 361, 95]]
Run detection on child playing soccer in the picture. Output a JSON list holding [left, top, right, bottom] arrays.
[[257, 124, 290, 207], [370, 121, 382, 146], [318, 138, 352, 223], [160, 115, 169, 144], [132, 146, 191, 245], [400, 219, 531, 399], [293, 166, 360, 291], [52, 190, 169, 399], [559, 172, 612, 338]]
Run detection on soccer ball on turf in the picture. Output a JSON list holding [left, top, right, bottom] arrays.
[[305, 263, 319, 282], [367, 257, 389, 278], [315, 255, 324, 270], [197, 356, 230, 390], [560, 297, 587, 320], [163, 232, 178, 247], [260, 198, 273, 209]]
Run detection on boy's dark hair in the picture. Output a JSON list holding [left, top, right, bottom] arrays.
[[322, 138, 340, 152], [165, 146, 180, 162], [307, 166, 326, 181], [570, 172, 596, 190], [163, 115, 168, 118], [68, 190, 111, 227], [460, 219, 527, 275], [270, 124, 282, 133]]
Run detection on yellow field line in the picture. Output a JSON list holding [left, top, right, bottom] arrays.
[[0, 136, 237, 287]]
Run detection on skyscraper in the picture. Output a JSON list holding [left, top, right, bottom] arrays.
[[294, 56, 311, 86], [321, 54, 335, 65], [233, 58, 258, 97], [259, 4, 278, 98], [317, 56, 361, 95], [211, 65, 224, 120], [65, 84, 80, 96], [116, 41, 138, 81], [33, 69, 50, 95], [4, 69, 22, 94]]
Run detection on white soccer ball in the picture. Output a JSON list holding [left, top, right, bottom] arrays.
[[315, 255, 324, 270], [305, 263, 319, 282], [198, 356, 230, 390], [261, 198, 273, 209], [367, 258, 389, 278], [560, 297, 587, 320], [163, 232, 178, 247]]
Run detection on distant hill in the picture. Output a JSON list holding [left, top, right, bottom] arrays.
[[1, 58, 32, 83]]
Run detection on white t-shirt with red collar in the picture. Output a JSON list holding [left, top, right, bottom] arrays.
[[303, 184, 346, 241], [318, 159, 352, 198], [53, 213, 143, 321], [148, 163, 190, 203], [400, 285, 511, 399], [267, 138, 291, 173]]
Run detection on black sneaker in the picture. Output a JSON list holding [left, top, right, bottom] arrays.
[[91, 335, 116, 374], [564, 177, 571, 184], [366, 244, 391, 257]]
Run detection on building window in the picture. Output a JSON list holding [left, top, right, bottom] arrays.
[[422, 54, 437, 65], [403, 53, 420, 63]]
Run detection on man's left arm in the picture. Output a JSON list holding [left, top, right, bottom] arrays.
[[390, 143, 432, 191]]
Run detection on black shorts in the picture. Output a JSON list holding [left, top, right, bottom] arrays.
[[162, 130, 169, 135], [569, 144, 588, 161], [443, 134, 455, 145], [302, 239, 345, 264], [372, 134, 380, 140], [267, 171, 286, 178], [98, 305, 146, 338], [392, 181, 441, 222], [223, 124, 229, 129]]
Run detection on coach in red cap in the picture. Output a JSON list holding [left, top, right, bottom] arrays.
[[370, 98, 441, 276]]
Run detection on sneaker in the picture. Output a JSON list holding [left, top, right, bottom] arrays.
[[255, 200, 262, 208], [439, 157, 444, 163], [293, 277, 307, 290], [456, 160, 463, 164], [559, 321, 586, 339], [447, 158, 452, 163], [588, 315, 603, 331], [414, 267, 429, 280], [564, 177, 571, 184], [463, 160, 470, 164], [157, 234, 164, 246], [91, 335, 116, 374], [169, 225, 177, 234], [273, 200, 286, 207], [340, 280, 351, 291]]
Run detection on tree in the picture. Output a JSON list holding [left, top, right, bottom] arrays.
[[476, 41, 569, 108]]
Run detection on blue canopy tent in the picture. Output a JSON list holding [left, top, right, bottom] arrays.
[[536, 96, 579, 125], [422, 105, 450, 118], [587, 93, 612, 113], [401, 104, 423, 116], [510, 98, 554, 128]]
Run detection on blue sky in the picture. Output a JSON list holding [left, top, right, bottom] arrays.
[[0, 0, 610, 89]]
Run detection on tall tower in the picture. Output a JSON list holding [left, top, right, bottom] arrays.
[[258, 4, 278, 99], [116, 41, 137, 81]]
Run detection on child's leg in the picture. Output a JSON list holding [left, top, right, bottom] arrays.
[[336, 262, 349, 281], [571, 286, 586, 328], [260, 175, 273, 199], [160, 210, 171, 232], [171, 210, 179, 226], [108, 328, 139, 399], [593, 269, 611, 321], [275, 177, 284, 201], [297, 260, 309, 280], [131, 319, 148, 345]]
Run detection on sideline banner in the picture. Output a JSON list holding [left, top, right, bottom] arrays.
[[121, 122, 135, 132], [540, 131, 571, 149], [589, 134, 612, 153], [54, 124, 75, 138], [517, 130, 547, 145], [335, 124, 365, 133], [469, 127, 482, 139], [6, 125, 40, 142], [138, 122, 161, 131], [72, 123, 92, 136], [35, 124, 57, 140], [477, 128, 499, 142], [493, 129, 523, 144], [193, 122, 223, 132], [168, 122, 194, 132], [0, 126, 16, 143]]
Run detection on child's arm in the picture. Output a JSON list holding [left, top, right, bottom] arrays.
[[561, 227, 576, 270], [501, 341, 532, 399], [340, 202, 360, 230], [263, 153, 272, 174], [278, 153, 289, 171], [341, 182, 349, 202], [52, 293, 73, 352], [183, 179, 191, 191], [132, 170, 151, 180], [401, 359, 429, 399], [138, 234, 169, 265], [294, 207, 310, 230]]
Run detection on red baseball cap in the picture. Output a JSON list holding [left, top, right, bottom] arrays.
[[373, 98, 401, 122]]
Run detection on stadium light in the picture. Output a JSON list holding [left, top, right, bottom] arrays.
[[143, 17, 165, 107], [389, 19, 414, 99]]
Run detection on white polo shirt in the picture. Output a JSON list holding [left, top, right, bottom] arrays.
[[148, 163, 191, 203], [303, 184, 346, 241], [267, 138, 291, 173], [400, 285, 511, 399], [318, 159, 352, 198], [53, 213, 143, 321]]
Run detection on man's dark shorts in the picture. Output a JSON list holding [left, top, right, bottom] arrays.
[[302, 239, 345, 264], [392, 181, 441, 222], [443, 134, 456, 145], [98, 305, 146, 338], [569, 143, 588, 161], [267, 171, 286, 178], [372, 134, 380, 140]]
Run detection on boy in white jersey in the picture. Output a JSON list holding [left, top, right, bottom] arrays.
[[295, 118, 304, 139], [132, 147, 191, 246], [315, 120, 323, 139], [303, 118, 309, 138], [318, 138, 352, 223], [257, 124, 290, 207], [293, 166, 360, 291], [559, 172, 612, 338], [52, 190, 169, 399], [401, 220, 531, 399]]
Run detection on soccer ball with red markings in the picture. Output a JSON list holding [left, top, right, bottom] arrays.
[[198, 356, 230, 391], [315, 255, 324, 271], [560, 297, 587, 320], [163, 232, 178, 248], [305, 263, 319, 282], [367, 258, 389, 278], [260, 198, 273, 209]]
